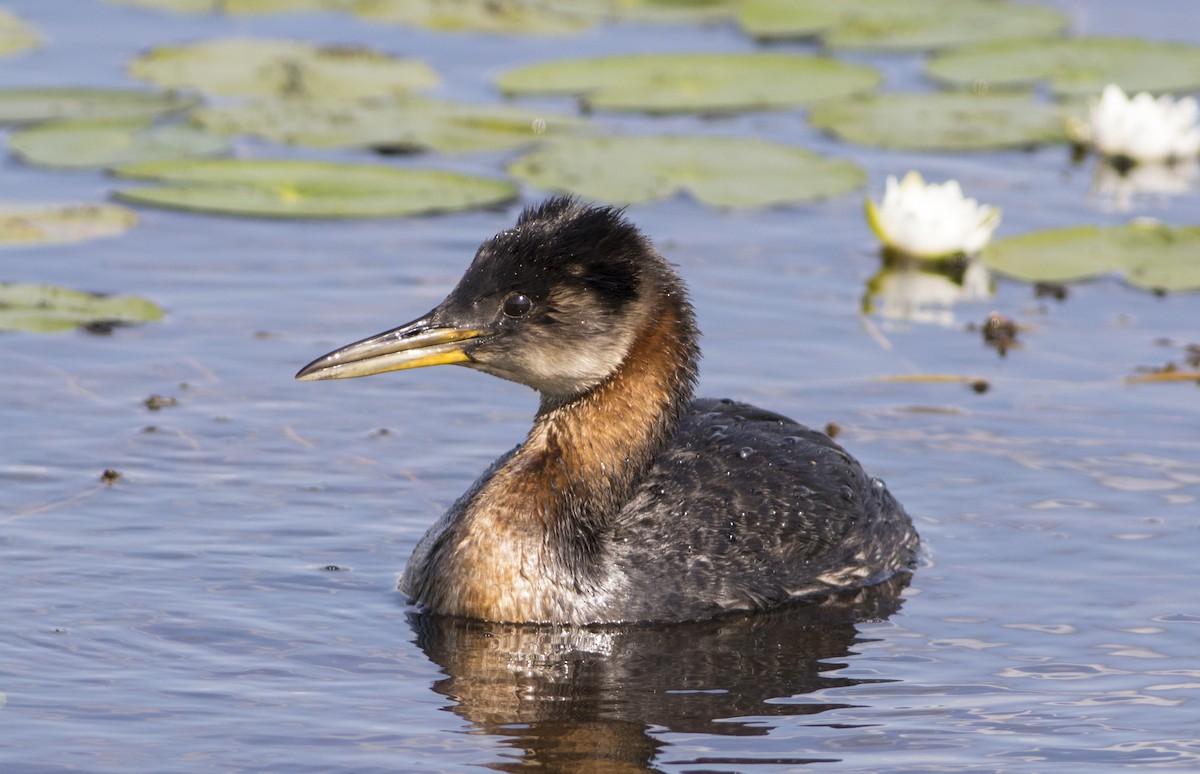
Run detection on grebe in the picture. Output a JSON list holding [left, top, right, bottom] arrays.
[[297, 197, 918, 624]]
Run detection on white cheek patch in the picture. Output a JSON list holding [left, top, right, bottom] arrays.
[[516, 342, 620, 395], [533, 287, 644, 379], [469, 284, 654, 398]]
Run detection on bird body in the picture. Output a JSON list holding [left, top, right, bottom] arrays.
[[298, 198, 918, 624]]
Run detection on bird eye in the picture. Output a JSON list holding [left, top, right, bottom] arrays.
[[503, 293, 533, 318]]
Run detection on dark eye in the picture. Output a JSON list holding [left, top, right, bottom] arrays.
[[503, 293, 533, 318]]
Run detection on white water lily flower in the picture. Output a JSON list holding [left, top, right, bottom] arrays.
[[1083, 84, 1200, 163], [866, 171, 1001, 259]]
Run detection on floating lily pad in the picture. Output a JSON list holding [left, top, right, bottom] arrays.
[[0, 9, 40, 57], [737, 0, 838, 39], [0, 203, 139, 246], [497, 52, 879, 114], [739, 0, 1065, 51], [226, 0, 351, 10], [542, 0, 738, 23], [0, 88, 196, 126], [354, 0, 739, 31], [352, 0, 588, 34], [129, 38, 438, 99], [111, 159, 517, 218], [108, 0, 352, 13], [983, 223, 1200, 293], [508, 135, 865, 208], [192, 97, 585, 153], [0, 283, 163, 333], [927, 37, 1200, 97], [106, 0, 212, 11], [809, 91, 1073, 151], [9, 118, 229, 169]]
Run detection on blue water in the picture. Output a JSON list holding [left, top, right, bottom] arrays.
[[2, 1, 1199, 771]]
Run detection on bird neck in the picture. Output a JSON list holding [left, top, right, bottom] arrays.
[[420, 290, 698, 622], [531, 289, 698, 522]]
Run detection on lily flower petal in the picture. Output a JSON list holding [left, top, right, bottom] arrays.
[[1087, 84, 1200, 163], [866, 171, 1001, 259]]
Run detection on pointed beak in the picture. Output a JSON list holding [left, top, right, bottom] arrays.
[[295, 316, 494, 381]]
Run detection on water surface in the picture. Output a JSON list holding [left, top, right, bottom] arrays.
[[2, 1, 1199, 771]]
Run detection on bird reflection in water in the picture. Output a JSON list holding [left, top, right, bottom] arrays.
[[411, 574, 910, 773]]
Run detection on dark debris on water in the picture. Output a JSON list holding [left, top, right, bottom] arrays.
[[143, 394, 178, 411], [972, 312, 1020, 357]]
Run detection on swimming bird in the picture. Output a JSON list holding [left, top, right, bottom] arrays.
[[296, 197, 918, 624]]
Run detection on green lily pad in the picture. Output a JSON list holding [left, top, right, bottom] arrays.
[[192, 97, 586, 153], [111, 159, 517, 218], [354, 0, 739, 31], [107, 0, 353, 13], [497, 52, 879, 114], [809, 91, 1073, 151], [983, 223, 1200, 293], [739, 0, 1066, 51], [927, 37, 1200, 97], [0, 283, 164, 333], [0, 203, 139, 246], [0, 88, 196, 126], [129, 38, 438, 99], [508, 135, 865, 208], [352, 0, 588, 34], [737, 0, 839, 39], [9, 118, 229, 169], [227, 0, 351, 10], [105, 0, 212, 11], [543, 0, 738, 23], [0, 9, 40, 57]]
